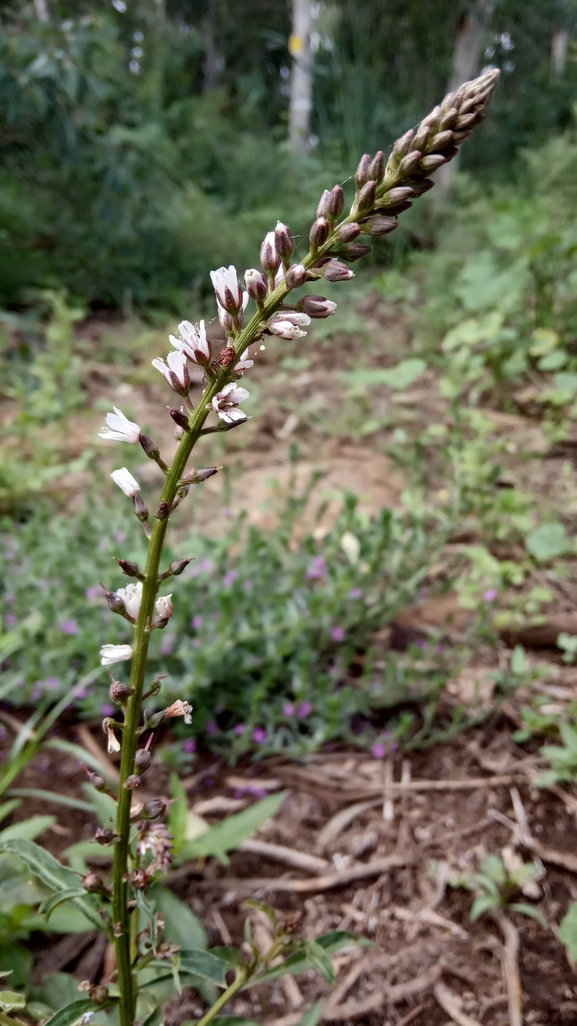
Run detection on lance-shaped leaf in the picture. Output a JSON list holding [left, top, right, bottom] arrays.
[[41, 999, 97, 1026], [174, 792, 286, 866]]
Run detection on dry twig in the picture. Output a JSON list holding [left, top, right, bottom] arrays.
[[208, 852, 413, 893], [433, 982, 483, 1026], [490, 910, 522, 1026]]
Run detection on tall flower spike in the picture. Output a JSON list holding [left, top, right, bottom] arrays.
[[111, 468, 140, 497], [212, 382, 249, 424], [210, 265, 244, 313], [100, 644, 133, 666], [170, 320, 211, 364], [152, 350, 190, 396], [99, 407, 141, 443]]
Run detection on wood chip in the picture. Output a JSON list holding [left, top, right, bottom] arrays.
[[434, 982, 483, 1026]]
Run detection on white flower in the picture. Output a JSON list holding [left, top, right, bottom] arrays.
[[152, 350, 190, 393], [116, 582, 143, 620], [170, 320, 211, 364], [260, 231, 280, 275], [100, 644, 133, 666], [165, 699, 193, 724], [234, 352, 253, 373], [210, 265, 244, 313], [106, 724, 121, 753], [99, 407, 141, 443], [111, 467, 140, 497], [268, 319, 308, 340], [211, 382, 249, 424], [155, 593, 173, 619]]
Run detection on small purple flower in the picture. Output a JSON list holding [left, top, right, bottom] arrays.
[[101, 704, 114, 717], [298, 701, 312, 718], [234, 723, 246, 736], [283, 702, 295, 717], [4, 613, 17, 628], [161, 633, 176, 655], [331, 625, 345, 642], [484, 588, 498, 602], [349, 588, 363, 600], [191, 614, 203, 630], [114, 530, 126, 544], [253, 727, 266, 743], [60, 620, 79, 636], [306, 556, 327, 580], [76, 687, 87, 699], [85, 586, 101, 600], [183, 739, 197, 753], [206, 721, 218, 735], [372, 742, 386, 759], [223, 569, 238, 587], [46, 676, 60, 690]]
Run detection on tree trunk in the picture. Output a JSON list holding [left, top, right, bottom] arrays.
[[551, 27, 568, 76], [203, 0, 222, 92], [436, 0, 493, 201], [288, 0, 313, 155], [34, 0, 50, 21]]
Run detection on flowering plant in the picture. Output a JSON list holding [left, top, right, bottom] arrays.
[[0, 70, 498, 1026]]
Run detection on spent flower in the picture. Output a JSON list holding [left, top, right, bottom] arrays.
[[100, 644, 133, 666], [111, 468, 140, 497]]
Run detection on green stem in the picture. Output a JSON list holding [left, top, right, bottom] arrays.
[[111, 223, 348, 1024], [194, 968, 249, 1026]]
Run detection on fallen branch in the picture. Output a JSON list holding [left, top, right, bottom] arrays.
[[490, 910, 522, 1026], [205, 852, 413, 893], [239, 839, 330, 875]]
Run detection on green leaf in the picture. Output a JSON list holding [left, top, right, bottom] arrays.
[[0, 839, 103, 933], [302, 940, 335, 984], [82, 784, 117, 829], [40, 889, 89, 920], [471, 894, 499, 922], [178, 950, 229, 987], [46, 739, 117, 786], [0, 801, 21, 826], [149, 886, 206, 951], [559, 903, 577, 958], [175, 792, 286, 866], [6, 790, 93, 813], [0, 815, 56, 843], [508, 903, 548, 928], [41, 998, 96, 1026], [526, 522, 569, 562], [295, 1002, 324, 1026], [250, 931, 363, 986], [168, 774, 188, 854], [0, 991, 25, 1011]]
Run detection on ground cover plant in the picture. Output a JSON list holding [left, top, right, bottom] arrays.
[[0, 70, 505, 1026]]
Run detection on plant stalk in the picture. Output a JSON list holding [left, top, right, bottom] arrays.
[[194, 967, 249, 1026]]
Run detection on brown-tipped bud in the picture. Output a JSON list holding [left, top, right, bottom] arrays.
[[323, 259, 354, 282], [354, 152, 371, 187], [412, 124, 430, 153], [378, 186, 415, 211], [327, 184, 345, 219], [421, 103, 441, 132], [432, 128, 454, 151], [338, 223, 361, 242], [139, 434, 160, 460], [95, 826, 115, 845], [420, 153, 447, 172], [392, 129, 414, 159], [218, 346, 236, 368], [141, 797, 167, 819], [341, 243, 372, 261], [404, 177, 435, 197], [125, 774, 140, 790], [285, 263, 307, 289], [171, 485, 189, 513], [116, 558, 144, 580], [355, 180, 376, 215], [181, 466, 219, 484], [452, 128, 473, 145], [135, 749, 152, 772], [83, 872, 104, 893], [440, 106, 458, 131], [455, 111, 478, 131], [309, 217, 330, 248], [368, 151, 384, 182], [275, 222, 295, 261], [316, 189, 331, 218], [155, 501, 170, 521], [170, 408, 189, 431], [398, 151, 422, 176], [133, 493, 149, 523], [300, 294, 337, 318], [167, 557, 191, 577], [110, 680, 133, 704], [91, 987, 109, 1005], [260, 231, 280, 275], [245, 268, 268, 302], [87, 771, 105, 791], [102, 586, 126, 615], [361, 215, 398, 237]]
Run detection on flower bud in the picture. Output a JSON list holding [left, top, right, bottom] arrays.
[[316, 189, 331, 218], [398, 150, 422, 176], [285, 263, 307, 289], [341, 243, 372, 261], [275, 222, 295, 261], [110, 680, 133, 703], [170, 408, 189, 431], [378, 186, 415, 211], [420, 153, 447, 172], [88, 772, 106, 792], [338, 223, 361, 242], [139, 434, 160, 460], [327, 185, 345, 219], [309, 217, 330, 248], [181, 466, 219, 484], [300, 295, 337, 318], [116, 558, 143, 579], [260, 231, 280, 275], [245, 268, 268, 302], [440, 106, 458, 130], [355, 180, 376, 215], [83, 872, 104, 893], [368, 151, 384, 182], [361, 215, 398, 236], [392, 129, 414, 159], [135, 749, 152, 772], [412, 124, 430, 152], [155, 501, 170, 521], [125, 774, 140, 789], [141, 797, 167, 819], [133, 493, 149, 523], [167, 557, 191, 577], [103, 586, 126, 615], [91, 987, 109, 1005], [433, 128, 454, 150], [355, 152, 371, 187], [95, 826, 115, 845], [404, 177, 435, 197], [218, 346, 237, 368], [148, 678, 162, 696], [322, 259, 354, 282]]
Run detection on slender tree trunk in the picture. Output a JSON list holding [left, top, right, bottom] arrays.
[[34, 0, 50, 22], [551, 27, 568, 76], [436, 0, 493, 200], [289, 0, 313, 155], [203, 0, 221, 92]]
